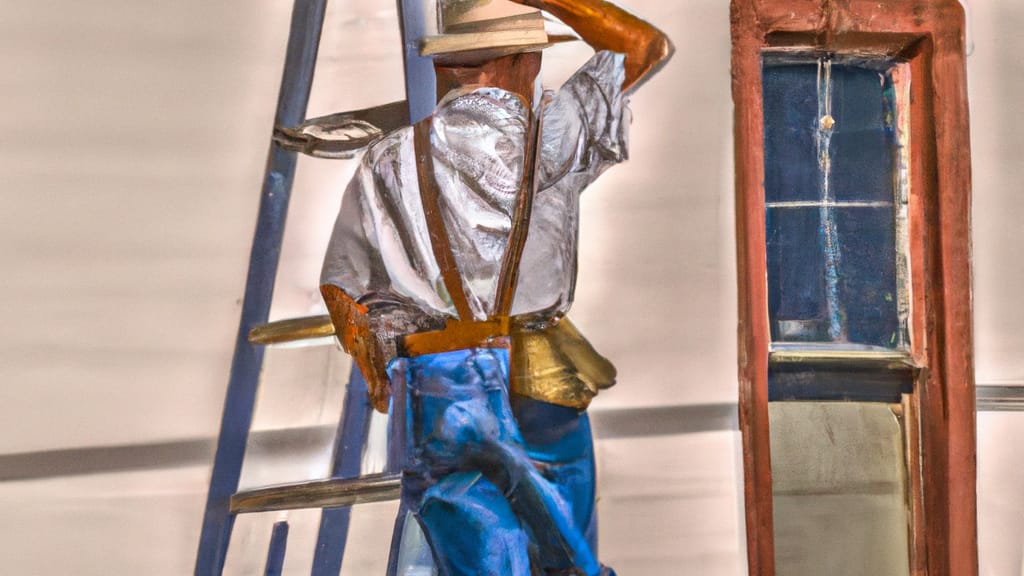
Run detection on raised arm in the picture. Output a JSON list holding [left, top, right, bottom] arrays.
[[517, 0, 673, 92]]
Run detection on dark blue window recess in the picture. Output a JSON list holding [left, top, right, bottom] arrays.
[[763, 55, 911, 353]]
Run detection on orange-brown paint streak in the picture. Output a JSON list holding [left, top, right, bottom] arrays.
[[905, 40, 933, 576], [909, 41, 948, 576], [413, 118, 475, 322], [730, 2, 775, 575], [321, 284, 393, 413], [494, 107, 540, 317], [906, 40, 931, 380], [401, 320, 511, 357], [930, 13, 977, 576], [903, 391, 927, 576], [904, 7, 977, 574]]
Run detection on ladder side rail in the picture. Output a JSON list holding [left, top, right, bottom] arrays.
[[385, 2, 436, 573], [396, 0, 436, 124], [310, 366, 373, 576], [195, 0, 329, 573], [264, 521, 291, 576]]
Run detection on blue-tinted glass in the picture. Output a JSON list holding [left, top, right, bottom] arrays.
[[763, 64, 819, 203], [766, 207, 827, 342], [834, 207, 899, 347], [831, 67, 898, 203], [762, 58, 904, 350], [769, 366, 913, 403]]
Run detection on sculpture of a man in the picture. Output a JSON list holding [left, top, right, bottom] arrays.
[[320, 1, 671, 573]]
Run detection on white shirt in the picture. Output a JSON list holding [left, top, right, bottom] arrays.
[[322, 50, 629, 326]]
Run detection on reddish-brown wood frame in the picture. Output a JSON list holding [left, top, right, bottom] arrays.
[[729, 1, 976, 575]]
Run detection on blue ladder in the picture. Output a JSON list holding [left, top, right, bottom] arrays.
[[194, 0, 435, 573]]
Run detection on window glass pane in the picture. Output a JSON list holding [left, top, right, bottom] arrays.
[[763, 64, 819, 203], [766, 206, 827, 341], [830, 66, 898, 203], [767, 204, 900, 348], [769, 402, 910, 576], [762, 57, 907, 350], [834, 207, 900, 346]]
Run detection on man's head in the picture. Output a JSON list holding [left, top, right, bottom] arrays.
[[433, 51, 542, 104], [422, 0, 567, 103]]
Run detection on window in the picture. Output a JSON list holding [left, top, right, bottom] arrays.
[[761, 54, 915, 576], [730, 2, 977, 575], [764, 56, 910, 353]]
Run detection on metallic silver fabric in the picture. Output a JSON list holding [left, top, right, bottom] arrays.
[[321, 50, 629, 324]]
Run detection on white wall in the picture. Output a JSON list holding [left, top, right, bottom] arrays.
[[0, 0, 1018, 574]]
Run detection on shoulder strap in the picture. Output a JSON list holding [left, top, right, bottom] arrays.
[[413, 104, 543, 322], [493, 104, 543, 317], [413, 117, 474, 321]]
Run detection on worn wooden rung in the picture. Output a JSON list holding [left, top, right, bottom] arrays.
[[273, 100, 410, 159], [248, 315, 336, 347], [231, 473, 402, 514]]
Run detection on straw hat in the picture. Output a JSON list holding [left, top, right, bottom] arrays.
[[421, 0, 575, 60]]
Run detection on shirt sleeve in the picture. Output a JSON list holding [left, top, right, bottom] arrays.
[[320, 128, 451, 318], [320, 153, 385, 303], [538, 50, 630, 191], [320, 131, 449, 404]]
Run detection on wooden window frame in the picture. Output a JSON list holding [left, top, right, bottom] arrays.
[[729, 2, 976, 575]]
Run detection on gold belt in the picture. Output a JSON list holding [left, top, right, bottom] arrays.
[[400, 316, 616, 410]]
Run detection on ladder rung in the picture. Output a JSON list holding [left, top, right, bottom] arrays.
[[273, 100, 410, 159], [231, 473, 402, 514], [248, 315, 335, 347]]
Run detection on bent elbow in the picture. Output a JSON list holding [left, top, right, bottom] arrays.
[[649, 33, 675, 69]]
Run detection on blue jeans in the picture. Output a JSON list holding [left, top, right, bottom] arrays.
[[388, 347, 610, 576]]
